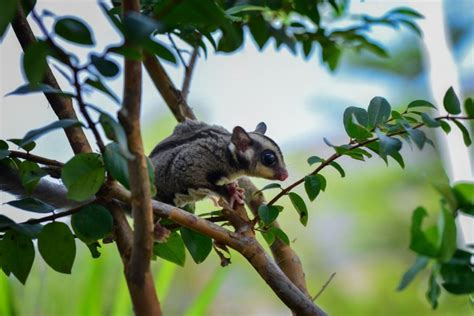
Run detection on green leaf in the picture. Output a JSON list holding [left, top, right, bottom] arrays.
[[440, 250, 474, 294], [398, 19, 422, 37], [452, 119, 472, 146], [464, 97, 474, 117], [153, 232, 186, 267], [18, 161, 47, 194], [248, 15, 270, 49], [103, 143, 130, 189], [8, 138, 36, 152], [71, 204, 113, 244], [38, 222, 76, 274], [288, 192, 308, 226], [90, 53, 119, 78], [261, 229, 275, 245], [397, 256, 429, 291], [258, 204, 280, 225], [307, 156, 324, 165], [452, 182, 474, 215], [0, 230, 34, 284], [329, 161, 345, 177], [421, 113, 440, 127], [122, 12, 160, 44], [388, 7, 424, 18], [0, 140, 9, 159], [23, 40, 49, 86], [304, 175, 321, 201], [439, 120, 451, 134], [426, 271, 441, 309], [62, 153, 105, 201], [407, 100, 436, 110], [20, 119, 81, 147], [5, 83, 74, 97], [258, 183, 282, 193], [405, 128, 426, 150], [96, 111, 133, 159], [437, 206, 457, 262], [6, 197, 55, 213], [409, 207, 439, 257], [367, 96, 391, 129], [54, 17, 94, 46], [142, 40, 177, 64], [443, 87, 461, 114], [180, 227, 212, 264], [270, 227, 290, 245], [84, 77, 119, 103], [343, 107, 372, 140], [375, 129, 402, 158], [86, 242, 102, 258], [0, 0, 17, 39], [147, 157, 157, 197]]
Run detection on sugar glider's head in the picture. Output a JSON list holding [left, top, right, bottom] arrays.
[[229, 122, 288, 181]]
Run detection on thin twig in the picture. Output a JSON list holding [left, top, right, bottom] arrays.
[[167, 33, 187, 69], [11, 5, 92, 154], [30, 10, 105, 152], [19, 207, 82, 226], [267, 115, 474, 206], [8, 150, 64, 167], [181, 42, 199, 101], [313, 272, 336, 301]]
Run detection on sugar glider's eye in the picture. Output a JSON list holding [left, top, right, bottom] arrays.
[[261, 150, 277, 167]]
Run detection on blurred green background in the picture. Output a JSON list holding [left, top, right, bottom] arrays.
[[1, 0, 473, 315]]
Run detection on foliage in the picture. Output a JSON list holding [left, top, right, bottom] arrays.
[[397, 181, 474, 308], [0, 0, 472, 313]]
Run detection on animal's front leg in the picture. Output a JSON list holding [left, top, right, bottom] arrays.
[[225, 181, 245, 208]]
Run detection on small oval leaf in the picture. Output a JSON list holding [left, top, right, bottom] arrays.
[[38, 222, 76, 274]]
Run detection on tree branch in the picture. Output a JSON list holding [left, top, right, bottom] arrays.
[[11, 3, 92, 155], [8, 150, 64, 167], [267, 115, 474, 206], [313, 272, 336, 301], [108, 201, 162, 316], [119, 0, 156, 294], [143, 53, 196, 122], [238, 177, 310, 296], [181, 43, 199, 101]]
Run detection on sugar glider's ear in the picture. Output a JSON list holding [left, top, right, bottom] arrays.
[[254, 122, 267, 134], [231, 126, 252, 152]]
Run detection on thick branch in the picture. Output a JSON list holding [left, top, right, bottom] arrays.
[[239, 177, 310, 296], [143, 54, 196, 122], [120, 0, 155, 292], [11, 3, 92, 155], [108, 202, 162, 316]]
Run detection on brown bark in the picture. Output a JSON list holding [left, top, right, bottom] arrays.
[[120, 0, 155, 292], [11, 3, 92, 155], [109, 202, 162, 316], [239, 177, 310, 296], [143, 54, 196, 122]]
